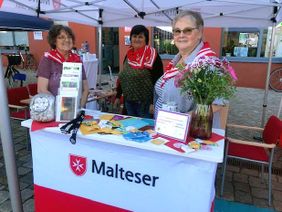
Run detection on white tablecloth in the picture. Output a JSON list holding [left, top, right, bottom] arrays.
[[21, 111, 225, 212], [83, 59, 98, 89]]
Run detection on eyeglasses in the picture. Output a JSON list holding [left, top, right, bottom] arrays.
[[57, 36, 72, 40], [172, 27, 198, 36]]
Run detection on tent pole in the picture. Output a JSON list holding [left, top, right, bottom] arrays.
[[98, 25, 102, 89], [98, 9, 103, 89], [261, 22, 276, 127], [37, 0, 41, 17], [0, 53, 23, 212]]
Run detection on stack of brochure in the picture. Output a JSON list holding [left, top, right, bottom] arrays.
[[56, 62, 82, 122]]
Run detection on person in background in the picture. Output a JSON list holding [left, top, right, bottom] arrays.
[[80, 41, 90, 53], [84, 41, 90, 52], [115, 25, 163, 118], [154, 10, 218, 117], [37, 25, 89, 107], [71, 47, 78, 54]]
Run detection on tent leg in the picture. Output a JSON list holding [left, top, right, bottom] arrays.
[[98, 25, 103, 89], [0, 52, 23, 212], [278, 95, 282, 118], [261, 23, 276, 127]]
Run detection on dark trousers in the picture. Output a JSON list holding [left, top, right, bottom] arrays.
[[124, 100, 151, 118]]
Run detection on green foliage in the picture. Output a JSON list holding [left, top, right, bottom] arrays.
[[177, 57, 237, 105]]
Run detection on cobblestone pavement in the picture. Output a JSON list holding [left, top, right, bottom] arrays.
[[0, 86, 282, 211]]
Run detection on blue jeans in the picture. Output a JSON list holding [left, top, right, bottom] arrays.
[[124, 100, 151, 118]]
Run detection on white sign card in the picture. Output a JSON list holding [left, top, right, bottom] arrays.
[[155, 110, 191, 142], [33, 31, 43, 40]]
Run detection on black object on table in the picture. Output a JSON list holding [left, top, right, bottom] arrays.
[[60, 110, 86, 144]]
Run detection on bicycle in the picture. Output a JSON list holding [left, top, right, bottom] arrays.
[[269, 67, 282, 92], [5, 55, 26, 87], [24, 52, 36, 71], [18, 45, 37, 71]]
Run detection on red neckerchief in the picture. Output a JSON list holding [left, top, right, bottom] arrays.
[[127, 45, 157, 69], [161, 42, 216, 87], [44, 49, 81, 64]]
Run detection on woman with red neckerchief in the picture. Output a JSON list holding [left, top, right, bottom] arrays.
[[115, 25, 163, 118], [154, 10, 218, 118], [37, 25, 89, 107]]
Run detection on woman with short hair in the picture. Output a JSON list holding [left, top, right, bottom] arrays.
[[37, 24, 89, 107], [154, 10, 217, 117]]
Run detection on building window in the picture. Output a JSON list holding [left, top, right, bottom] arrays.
[[0, 31, 29, 48], [153, 27, 178, 55], [222, 28, 260, 57], [0, 31, 13, 46], [15, 32, 29, 46], [264, 26, 282, 58], [222, 27, 282, 58]]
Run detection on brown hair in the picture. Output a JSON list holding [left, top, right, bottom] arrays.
[[48, 25, 75, 49]]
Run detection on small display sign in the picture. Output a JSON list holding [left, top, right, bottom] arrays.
[[33, 31, 43, 40], [155, 110, 191, 142]]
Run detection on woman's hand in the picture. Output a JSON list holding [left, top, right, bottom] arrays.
[[80, 80, 89, 108], [113, 98, 120, 110], [37, 77, 52, 95]]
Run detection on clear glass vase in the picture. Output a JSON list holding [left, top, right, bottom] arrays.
[[189, 104, 213, 139]]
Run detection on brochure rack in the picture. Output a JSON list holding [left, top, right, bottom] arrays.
[[56, 62, 82, 122]]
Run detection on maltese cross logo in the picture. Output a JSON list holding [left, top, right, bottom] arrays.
[[70, 154, 87, 176]]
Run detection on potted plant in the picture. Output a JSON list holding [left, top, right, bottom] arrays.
[[175, 56, 237, 139]]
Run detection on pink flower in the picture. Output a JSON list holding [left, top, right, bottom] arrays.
[[227, 64, 238, 80], [222, 58, 238, 80]]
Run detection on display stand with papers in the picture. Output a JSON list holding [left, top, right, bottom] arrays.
[[56, 62, 82, 122], [22, 110, 225, 211]]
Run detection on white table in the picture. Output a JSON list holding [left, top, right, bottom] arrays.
[[22, 110, 224, 212]]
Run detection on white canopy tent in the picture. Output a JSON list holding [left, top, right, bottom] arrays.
[[0, 0, 281, 27], [0, 1, 282, 211]]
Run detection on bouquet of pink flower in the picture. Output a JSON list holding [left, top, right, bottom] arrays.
[[175, 56, 237, 105]]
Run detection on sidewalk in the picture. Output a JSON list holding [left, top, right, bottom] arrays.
[[0, 85, 282, 211]]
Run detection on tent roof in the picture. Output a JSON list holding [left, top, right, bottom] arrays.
[[0, 0, 281, 27], [0, 11, 53, 31]]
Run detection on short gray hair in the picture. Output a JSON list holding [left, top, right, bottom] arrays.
[[172, 10, 204, 29]]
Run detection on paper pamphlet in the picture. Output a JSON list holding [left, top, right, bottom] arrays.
[[60, 62, 82, 92]]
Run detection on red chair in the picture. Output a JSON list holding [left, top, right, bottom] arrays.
[[27, 83, 38, 97], [220, 115, 282, 205], [7, 86, 30, 120], [7, 86, 30, 149]]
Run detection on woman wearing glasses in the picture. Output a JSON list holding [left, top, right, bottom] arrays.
[[37, 25, 89, 107], [154, 10, 217, 117]]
